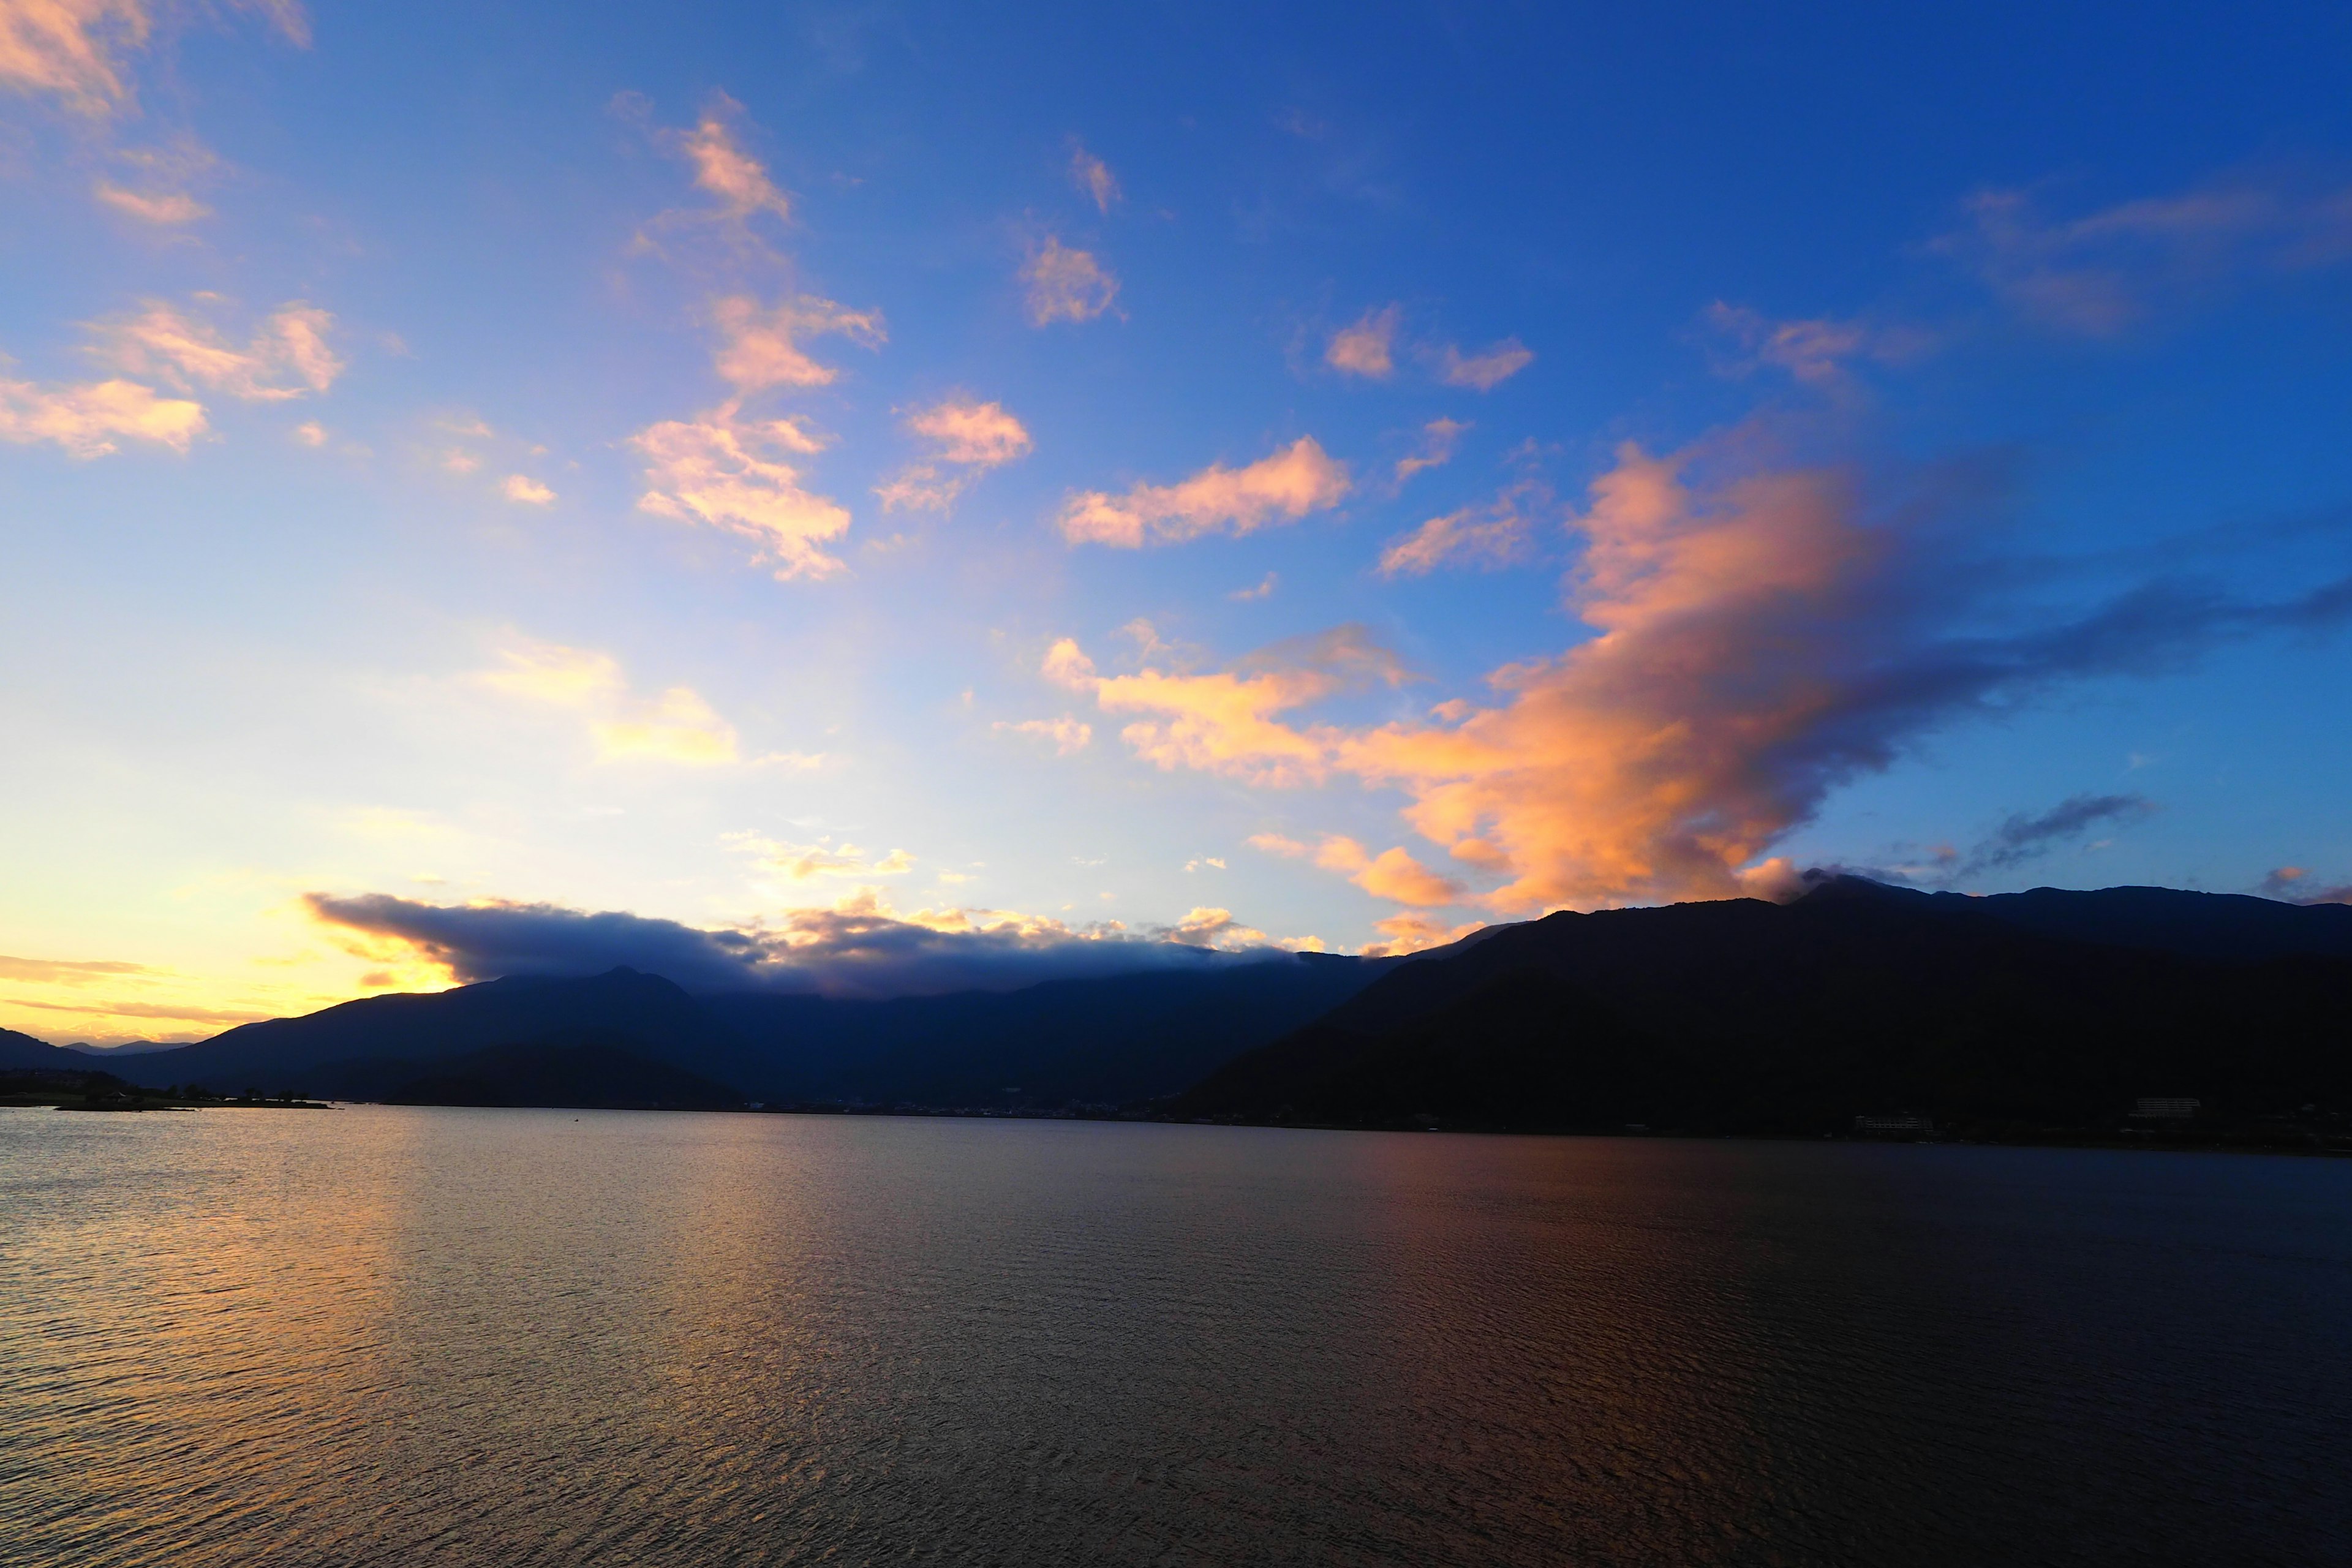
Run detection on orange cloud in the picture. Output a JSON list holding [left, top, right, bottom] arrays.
[[1392, 417, 1466, 486], [996, 715, 1092, 755], [1020, 237, 1119, 325], [1043, 625, 1400, 788], [1436, 337, 1533, 390], [633, 407, 850, 580], [1252, 831, 1464, 907], [730, 832, 914, 881], [1379, 477, 1548, 576], [479, 636, 744, 766], [1059, 435, 1350, 547], [86, 298, 341, 401], [709, 293, 884, 391], [671, 96, 791, 222], [0, 373, 204, 455], [0, 0, 149, 113], [1069, 143, 1120, 211], [1362, 912, 1485, 958], [501, 474, 554, 505], [878, 396, 1032, 511], [1325, 305, 1400, 378], [92, 181, 206, 222]]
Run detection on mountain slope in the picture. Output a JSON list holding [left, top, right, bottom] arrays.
[[0, 1028, 92, 1072], [1177, 878, 2352, 1131]]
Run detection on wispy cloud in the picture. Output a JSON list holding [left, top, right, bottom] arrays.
[[1249, 831, 1463, 907], [92, 181, 206, 223], [1325, 304, 1400, 379], [1020, 236, 1120, 325], [1378, 478, 1548, 576], [877, 396, 1032, 511], [1058, 435, 1349, 547], [1933, 179, 2352, 335], [1392, 417, 1466, 486], [1229, 571, 1278, 601], [1068, 142, 1120, 211], [0, 373, 204, 456], [729, 832, 914, 881], [995, 715, 1092, 755], [634, 407, 851, 581], [2259, 866, 2352, 906], [1703, 301, 1936, 384], [1953, 793, 2155, 878], [478, 635, 747, 766], [0, 952, 152, 984], [1433, 336, 1533, 391], [86, 297, 341, 401], [709, 293, 885, 391], [0, 0, 151, 114]]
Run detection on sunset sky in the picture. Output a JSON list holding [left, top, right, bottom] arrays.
[[5, 1, 2351, 1042]]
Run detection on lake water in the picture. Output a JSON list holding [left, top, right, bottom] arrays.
[[2, 1107, 2348, 1567]]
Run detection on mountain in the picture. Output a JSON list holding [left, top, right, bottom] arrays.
[[1945, 883, 2352, 962], [0, 1027, 93, 1072], [111, 952, 1393, 1107], [1176, 878, 2352, 1133], [377, 1034, 748, 1111]]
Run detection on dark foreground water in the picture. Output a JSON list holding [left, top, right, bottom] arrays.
[[2, 1109, 2348, 1567]]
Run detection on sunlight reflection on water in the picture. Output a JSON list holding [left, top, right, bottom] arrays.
[[3, 1106, 2348, 1566]]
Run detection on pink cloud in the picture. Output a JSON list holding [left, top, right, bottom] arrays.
[[1059, 435, 1350, 547], [0, 374, 205, 456], [1379, 478, 1548, 577], [1020, 237, 1119, 326], [709, 293, 884, 391], [1325, 305, 1400, 379], [1434, 337, 1533, 390], [633, 407, 851, 581]]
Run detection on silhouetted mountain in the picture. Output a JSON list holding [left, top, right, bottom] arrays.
[[1178, 878, 2352, 1133], [111, 953, 1393, 1107], [699, 952, 1390, 1106], [377, 1034, 747, 1111], [1939, 883, 2352, 962], [0, 1028, 90, 1072]]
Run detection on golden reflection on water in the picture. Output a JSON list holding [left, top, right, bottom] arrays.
[[5, 1106, 2350, 1567]]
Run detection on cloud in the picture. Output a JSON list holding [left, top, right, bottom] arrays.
[[878, 396, 1032, 511], [1325, 305, 1400, 379], [1069, 143, 1120, 211], [478, 636, 744, 766], [1703, 302, 1936, 385], [1933, 179, 2352, 335], [0, 0, 149, 113], [4, 995, 270, 1024], [995, 715, 1092, 755], [1156, 907, 1267, 949], [1953, 793, 2156, 878], [1392, 417, 1466, 486], [622, 91, 794, 251], [633, 406, 851, 580], [1249, 831, 1464, 907], [86, 298, 342, 401], [1435, 337, 1533, 390], [1229, 571, 1278, 601], [1020, 236, 1120, 325], [729, 832, 914, 881], [0, 953, 151, 984], [92, 182, 208, 222], [302, 888, 1300, 1000], [1360, 912, 1485, 959], [709, 293, 884, 391], [1044, 624, 1402, 788], [1065, 426, 2352, 911], [0, 374, 205, 456], [2257, 867, 2352, 906], [502, 474, 554, 505], [0, 1, 301, 116], [292, 420, 325, 446], [1058, 435, 1350, 547], [1379, 477, 1548, 576]]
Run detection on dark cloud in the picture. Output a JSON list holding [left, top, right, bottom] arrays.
[[303, 892, 1294, 1000], [1955, 794, 2157, 879]]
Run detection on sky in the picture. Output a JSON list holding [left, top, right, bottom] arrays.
[[4, 0, 2351, 1043]]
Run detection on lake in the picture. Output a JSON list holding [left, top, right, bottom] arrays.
[[2, 1107, 2347, 1566]]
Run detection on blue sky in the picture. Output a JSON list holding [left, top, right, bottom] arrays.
[[4, 0, 2350, 1041]]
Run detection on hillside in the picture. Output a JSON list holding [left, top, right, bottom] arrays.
[[1176, 878, 2352, 1134]]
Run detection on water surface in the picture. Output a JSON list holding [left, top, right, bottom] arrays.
[[3, 1107, 2347, 1566]]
